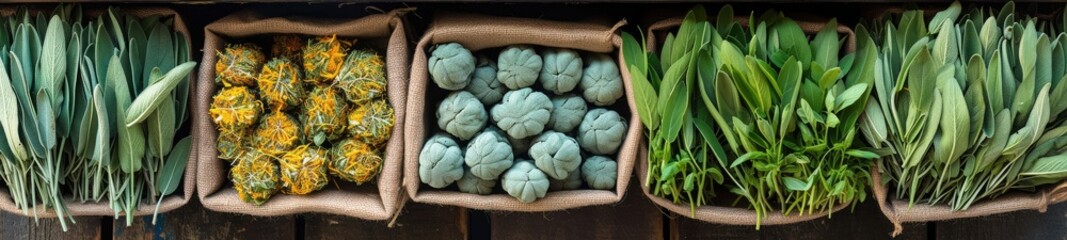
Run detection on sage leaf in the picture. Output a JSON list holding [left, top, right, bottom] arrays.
[[124, 61, 195, 126]]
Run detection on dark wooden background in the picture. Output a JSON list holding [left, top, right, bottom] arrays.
[[0, 1, 1065, 239]]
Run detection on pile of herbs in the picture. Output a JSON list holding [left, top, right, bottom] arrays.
[[0, 5, 196, 230], [861, 1, 1067, 211], [623, 5, 879, 226]]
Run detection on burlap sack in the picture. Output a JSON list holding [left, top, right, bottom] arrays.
[[638, 16, 858, 225], [0, 7, 197, 218], [873, 164, 1067, 236], [194, 9, 411, 220], [402, 12, 639, 211]]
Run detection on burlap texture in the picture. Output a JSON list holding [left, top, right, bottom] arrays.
[[195, 9, 411, 220], [637, 16, 857, 225], [403, 12, 639, 211], [0, 7, 197, 218], [873, 164, 1067, 236]]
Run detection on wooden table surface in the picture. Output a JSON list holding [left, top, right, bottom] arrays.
[[0, 181, 1064, 240], [0, 2, 1064, 239]]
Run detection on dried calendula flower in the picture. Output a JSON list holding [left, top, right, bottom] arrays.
[[256, 58, 305, 110], [301, 85, 348, 145], [252, 111, 302, 155], [279, 145, 330, 195], [217, 129, 250, 162], [216, 43, 266, 87], [335, 49, 387, 105], [230, 148, 280, 205], [210, 86, 263, 132], [272, 35, 304, 63], [347, 99, 395, 146], [303, 35, 351, 84], [329, 138, 383, 184]]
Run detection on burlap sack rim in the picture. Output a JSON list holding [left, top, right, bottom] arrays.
[[401, 12, 639, 211], [872, 163, 1067, 236], [0, 7, 197, 218], [635, 15, 857, 225], [194, 8, 412, 220]]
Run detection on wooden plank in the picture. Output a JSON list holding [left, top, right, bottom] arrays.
[[112, 200, 296, 240], [671, 201, 927, 240], [935, 202, 1067, 240], [303, 203, 466, 240], [489, 182, 664, 240], [0, 211, 101, 240]]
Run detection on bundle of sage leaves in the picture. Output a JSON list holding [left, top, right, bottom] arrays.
[[861, 1, 1067, 211], [623, 5, 879, 226], [0, 5, 195, 230]]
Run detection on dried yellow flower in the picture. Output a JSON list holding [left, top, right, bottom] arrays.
[[230, 148, 280, 205], [210, 86, 263, 132], [328, 138, 383, 184], [335, 49, 387, 104], [217, 129, 250, 162], [252, 111, 302, 156], [272, 35, 304, 63], [256, 58, 305, 110], [301, 85, 348, 146], [279, 145, 330, 195], [215, 43, 266, 87], [347, 99, 395, 146], [302, 35, 351, 84]]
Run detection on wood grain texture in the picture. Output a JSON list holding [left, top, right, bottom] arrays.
[[489, 182, 664, 240], [112, 200, 296, 240], [0, 211, 101, 240], [671, 201, 928, 240], [935, 203, 1067, 240], [302, 203, 466, 240]]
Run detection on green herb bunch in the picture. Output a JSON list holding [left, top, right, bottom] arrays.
[[861, 1, 1067, 210], [0, 5, 196, 230], [623, 5, 879, 226]]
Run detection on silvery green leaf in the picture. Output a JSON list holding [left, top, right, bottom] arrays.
[[908, 91, 942, 168], [1050, 75, 1067, 117], [91, 85, 109, 164], [0, 57, 27, 160], [1003, 84, 1051, 158], [1021, 154, 1067, 177], [35, 90, 56, 150], [12, 23, 40, 92], [107, 8, 125, 52], [935, 77, 969, 164], [961, 20, 981, 62], [157, 136, 189, 197], [37, 16, 66, 107], [778, 57, 802, 139], [1012, 26, 1036, 126], [859, 100, 888, 148], [811, 18, 839, 69], [932, 21, 958, 65], [126, 18, 146, 92], [977, 110, 1011, 172], [144, 23, 174, 84], [964, 80, 986, 144], [1036, 34, 1052, 92], [147, 95, 175, 158], [106, 54, 144, 173], [928, 1, 961, 33], [124, 61, 195, 126], [62, 32, 81, 139], [987, 50, 1005, 114], [835, 83, 868, 112], [94, 21, 114, 86], [174, 31, 190, 124], [8, 53, 44, 157]]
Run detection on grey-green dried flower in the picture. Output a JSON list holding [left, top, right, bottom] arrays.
[[548, 168, 581, 191], [491, 88, 552, 139], [577, 108, 627, 155], [419, 133, 465, 188], [457, 169, 496, 195], [539, 48, 583, 94], [581, 156, 617, 190], [502, 160, 550, 203], [529, 131, 581, 180], [548, 94, 588, 133], [428, 42, 475, 90], [497, 45, 542, 89], [437, 91, 488, 140], [465, 129, 514, 180], [580, 53, 623, 106], [465, 55, 506, 105]]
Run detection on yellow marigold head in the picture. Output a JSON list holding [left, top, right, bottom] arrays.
[[302, 35, 351, 84], [215, 43, 266, 87], [301, 85, 348, 146], [272, 35, 304, 63], [252, 111, 302, 156], [217, 129, 251, 161], [230, 148, 280, 205], [210, 86, 263, 132], [347, 99, 395, 146], [328, 138, 383, 184], [335, 49, 387, 104], [279, 145, 330, 195], [256, 58, 305, 110]]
